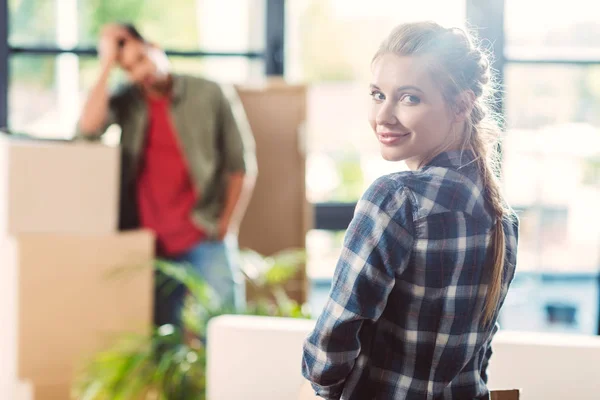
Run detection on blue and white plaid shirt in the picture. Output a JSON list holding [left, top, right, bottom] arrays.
[[302, 151, 519, 400]]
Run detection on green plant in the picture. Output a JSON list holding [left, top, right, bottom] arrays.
[[74, 248, 307, 400], [242, 248, 310, 319]]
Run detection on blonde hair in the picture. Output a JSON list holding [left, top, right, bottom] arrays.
[[373, 22, 509, 326]]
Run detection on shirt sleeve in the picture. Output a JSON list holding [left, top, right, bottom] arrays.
[[481, 322, 499, 384], [302, 176, 415, 399], [217, 84, 257, 175]]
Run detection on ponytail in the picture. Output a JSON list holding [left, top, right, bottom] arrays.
[[468, 104, 507, 326]]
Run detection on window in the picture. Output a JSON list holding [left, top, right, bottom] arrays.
[[5, 0, 266, 139], [295, 0, 600, 334], [504, 0, 600, 61], [4, 0, 599, 334], [500, 1, 600, 335]]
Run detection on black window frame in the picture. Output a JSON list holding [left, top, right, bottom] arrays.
[[0, 0, 285, 129]]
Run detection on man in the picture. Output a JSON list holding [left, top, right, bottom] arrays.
[[77, 23, 257, 328]]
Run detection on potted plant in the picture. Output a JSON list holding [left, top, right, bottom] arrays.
[[73, 248, 308, 400]]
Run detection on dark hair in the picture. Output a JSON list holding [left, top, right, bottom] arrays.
[[118, 23, 145, 48]]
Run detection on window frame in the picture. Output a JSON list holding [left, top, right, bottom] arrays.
[[2, 0, 600, 334], [0, 0, 285, 129]]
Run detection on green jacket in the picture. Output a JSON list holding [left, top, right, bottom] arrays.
[[76, 74, 257, 238]]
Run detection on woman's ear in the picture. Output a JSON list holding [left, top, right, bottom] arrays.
[[454, 90, 476, 122]]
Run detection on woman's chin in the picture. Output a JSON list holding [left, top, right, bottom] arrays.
[[380, 149, 406, 163]]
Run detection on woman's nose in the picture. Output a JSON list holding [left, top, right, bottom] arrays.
[[376, 101, 398, 126]]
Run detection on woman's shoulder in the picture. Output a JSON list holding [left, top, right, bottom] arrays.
[[362, 172, 412, 202], [366, 169, 439, 202], [368, 168, 479, 221], [359, 172, 418, 225]]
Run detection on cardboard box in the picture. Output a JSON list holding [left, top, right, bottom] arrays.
[[0, 134, 120, 235], [0, 230, 154, 396], [491, 389, 520, 400], [32, 384, 70, 400], [236, 82, 311, 304]]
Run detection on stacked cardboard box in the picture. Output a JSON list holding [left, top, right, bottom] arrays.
[[0, 134, 154, 400], [0, 135, 120, 234]]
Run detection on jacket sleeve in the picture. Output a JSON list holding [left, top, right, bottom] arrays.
[[217, 84, 257, 176]]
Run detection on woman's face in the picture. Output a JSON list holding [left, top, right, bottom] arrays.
[[368, 53, 462, 170]]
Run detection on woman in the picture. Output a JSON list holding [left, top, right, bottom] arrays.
[[302, 22, 519, 400]]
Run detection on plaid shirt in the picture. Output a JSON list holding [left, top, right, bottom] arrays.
[[302, 151, 519, 400]]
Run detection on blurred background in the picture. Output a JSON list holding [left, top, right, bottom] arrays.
[[2, 0, 599, 337]]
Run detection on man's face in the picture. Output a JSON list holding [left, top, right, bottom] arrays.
[[118, 39, 161, 87]]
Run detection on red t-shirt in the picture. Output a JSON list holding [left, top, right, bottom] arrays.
[[137, 95, 206, 256]]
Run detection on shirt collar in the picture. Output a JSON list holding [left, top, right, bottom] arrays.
[[170, 74, 185, 103], [424, 149, 478, 170], [132, 73, 185, 105]]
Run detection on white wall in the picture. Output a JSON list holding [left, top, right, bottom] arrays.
[[207, 315, 600, 400]]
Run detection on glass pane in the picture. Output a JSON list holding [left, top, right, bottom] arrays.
[[9, 55, 62, 137], [78, 0, 264, 51], [169, 57, 264, 84], [10, 0, 264, 52], [9, 55, 106, 139], [287, 0, 466, 83], [8, 0, 57, 45], [193, 0, 265, 53], [504, 64, 600, 274], [78, 0, 190, 48], [500, 274, 599, 335], [505, 0, 600, 59], [505, 64, 600, 129]]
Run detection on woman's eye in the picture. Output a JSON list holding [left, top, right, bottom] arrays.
[[400, 94, 421, 105], [370, 90, 385, 101]]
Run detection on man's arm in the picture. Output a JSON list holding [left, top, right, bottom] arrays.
[[77, 64, 114, 136], [218, 171, 256, 240], [216, 84, 257, 240], [77, 25, 125, 137]]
